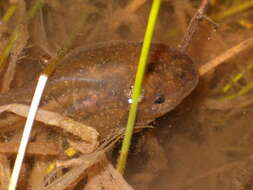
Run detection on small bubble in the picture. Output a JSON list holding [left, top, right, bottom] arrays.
[[40, 54, 51, 65], [127, 86, 145, 104], [128, 96, 143, 104]]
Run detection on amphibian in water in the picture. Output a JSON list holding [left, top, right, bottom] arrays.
[[0, 41, 198, 138]]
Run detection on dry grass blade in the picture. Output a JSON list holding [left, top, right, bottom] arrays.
[[85, 158, 134, 190], [39, 152, 105, 190], [29, 130, 56, 190], [0, 154, 11, 189], [30, 160, 51, 190], [0, 142, 60, 156], [212, 1, 253, 21], [199, 37, 253, 76], [0, 104, 99, 152], [41, 132, 127, 190]]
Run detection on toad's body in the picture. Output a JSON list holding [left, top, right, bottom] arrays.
[[0, 41, 198, 138]]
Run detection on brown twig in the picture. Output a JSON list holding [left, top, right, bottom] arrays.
[[0, 142, 60, 156], [178, 0, 209, 53], [199, 37, 253, 76]]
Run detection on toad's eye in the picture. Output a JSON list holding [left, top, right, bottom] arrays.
[[154, 95, 165, 104]]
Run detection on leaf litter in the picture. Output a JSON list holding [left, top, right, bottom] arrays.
[[2, 0, 253, 189]]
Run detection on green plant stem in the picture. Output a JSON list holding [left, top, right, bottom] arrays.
[[212, 0, 253, 21], [0, 0, 44, 72], [224, 80, 253, 100], [27, 0, 44, 21], [0, 31, 17, 72], [2, 5, 17, 23], [116, 0, 161, 174]]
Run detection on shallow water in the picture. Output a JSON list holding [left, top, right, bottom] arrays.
[[126, 83, 253, 190], [1, 0, 253, 190]]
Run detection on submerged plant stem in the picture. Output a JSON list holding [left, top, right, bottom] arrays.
[[2, 5, 17, 23], [199, 37, 253, 76], [212, 0, 253, 21], [0, 31, 17, 72], [27, 0, 44, 21], [116, 0, 161, 174], [0, 0, 44, 73], [178, 0, 208, 53]]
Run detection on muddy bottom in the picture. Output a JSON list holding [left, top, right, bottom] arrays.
[[125, 87, 253, 190]]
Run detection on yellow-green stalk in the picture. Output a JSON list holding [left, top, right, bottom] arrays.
[[0, 0, 45, 72], [117, 0, 161, 174], [2, 5, 17, 23], [212, 0, 253, 21]]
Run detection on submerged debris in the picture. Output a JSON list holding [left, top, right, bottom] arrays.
[[1, 0, 253, 189]]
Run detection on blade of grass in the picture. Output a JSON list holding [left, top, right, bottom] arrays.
[[27, 0, 44, 21], [222, 60, 253, 94], [116, 0, 161, 174], [0, 0, 45, 73], [0, 31, 18, 72], [222, 80, 253, 100], [211, 0, 253, 21], [199, 37, 253, 76], [2, 4, 17, 23]]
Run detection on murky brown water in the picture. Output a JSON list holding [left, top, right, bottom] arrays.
[[1, 0, 253, 189]]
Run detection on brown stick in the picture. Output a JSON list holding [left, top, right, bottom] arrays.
[[199, 37, 253, 76], [0, 142, 60, 156], [178, 0, 209, 53]]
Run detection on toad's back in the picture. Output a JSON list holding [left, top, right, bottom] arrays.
[[0, 41, 199, 138]]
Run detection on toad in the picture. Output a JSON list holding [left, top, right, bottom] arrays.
[[0, 41, 198, 139]]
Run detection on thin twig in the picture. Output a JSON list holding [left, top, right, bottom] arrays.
[[212, 0, 253, 21], [178, 0, 209, 53], [2, 5, 17, 23], [199, 37, 253, 76]]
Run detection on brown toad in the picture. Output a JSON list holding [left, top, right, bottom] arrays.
[[0, 41, 198, 138]]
